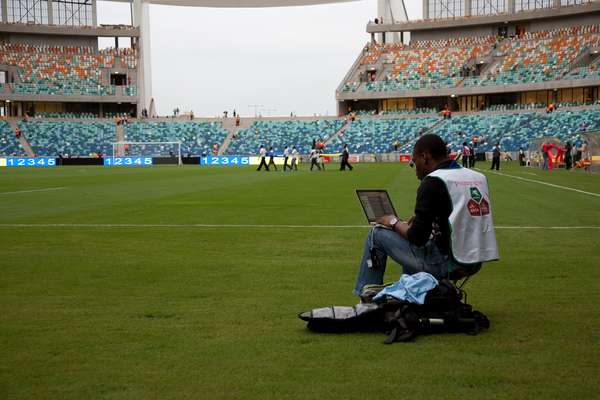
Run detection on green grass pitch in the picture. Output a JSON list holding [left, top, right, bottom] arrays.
[[1, 162, 599, 399]]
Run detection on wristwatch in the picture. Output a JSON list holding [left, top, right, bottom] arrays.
[[389, 217, 399, 229]]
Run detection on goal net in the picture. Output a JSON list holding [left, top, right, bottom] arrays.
[[112, 141, 182, 165]]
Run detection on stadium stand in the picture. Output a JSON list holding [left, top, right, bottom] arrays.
[[380, 108, 437, 115], [345, 36, 496, 92], [18, 121, 116, 156], [432, 108, 600, 152], [0, 44, 137, 97], [464, 26, 600, 87], [343, 25, 600, 93], [331, 117, 439, 153], [34, 112, 99, 119], [484, 103, 546, 111], [226, 119, 345, 155], [124, 121, 229, 156], [0, 120, 23, 156]]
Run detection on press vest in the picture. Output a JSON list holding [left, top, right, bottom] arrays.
[[428, 167, 499, 265]]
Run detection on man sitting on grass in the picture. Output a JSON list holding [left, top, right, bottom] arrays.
[[353, 134, 499, 296]]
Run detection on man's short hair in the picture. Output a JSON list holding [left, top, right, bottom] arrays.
[[414, 134, 448, 160]]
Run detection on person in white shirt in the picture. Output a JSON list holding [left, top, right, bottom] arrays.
[[290, 146, 299, 171], [257, 145, 269, 171], [310, 148, 321, 171], [283, 146, 291, 171]]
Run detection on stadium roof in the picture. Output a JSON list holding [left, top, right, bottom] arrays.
[[107, 0, 361, 7]]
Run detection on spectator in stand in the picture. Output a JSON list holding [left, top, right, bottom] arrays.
[[190, 111, 194, 120], [393, 139, 400, 152], [212, 143, 219, 156], [441, 106, 452, 120], [14, 127, 22, 138], [236, 115, 241, 127]]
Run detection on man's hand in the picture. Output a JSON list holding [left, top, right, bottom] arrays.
[[375, 215, 414, 239], [375, 215, 399, 227]]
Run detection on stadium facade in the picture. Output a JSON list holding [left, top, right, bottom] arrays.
[[337, 0, 600, 115]]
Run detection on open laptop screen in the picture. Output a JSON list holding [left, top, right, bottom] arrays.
[[356, 190, 398, 223]]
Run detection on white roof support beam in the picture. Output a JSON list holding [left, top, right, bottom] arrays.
[[132, 0, 152, 112], [102, 0, 361, 6]]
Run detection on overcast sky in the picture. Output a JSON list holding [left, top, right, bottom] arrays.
[[98, 0, 422, 117]]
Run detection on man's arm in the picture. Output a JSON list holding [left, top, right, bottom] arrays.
[[376, 177, 446, 246], [375, 215, 413, 239]]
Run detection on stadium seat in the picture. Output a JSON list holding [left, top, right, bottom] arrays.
[[344, 25, 600, 92], [331, 117, 439, 153], [432, 108, 600, 152], [226, 119, 345, 155], [0, 121, 24, 156], [465, 25, 600, 87], [19, 121, 117, 156], [0, 44, 138, 97], [124, 121, 229, 156]]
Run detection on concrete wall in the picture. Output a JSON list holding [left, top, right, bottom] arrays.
[[0, 22, 139, 37], [6, 33, 97, 49], [412, 25, 496, 42], [410, 14, 600, 42], [336, 78, 600, 101], [527, 14, 600, 32]]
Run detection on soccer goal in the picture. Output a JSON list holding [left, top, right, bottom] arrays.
[[112, 141, 183, 165]]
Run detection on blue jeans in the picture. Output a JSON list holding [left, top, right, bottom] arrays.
[[353, 227, 449, 296]]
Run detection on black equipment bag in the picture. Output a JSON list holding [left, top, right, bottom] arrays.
[[298, 280, 490, 344]]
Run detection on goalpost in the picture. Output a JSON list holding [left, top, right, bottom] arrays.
[[112, 141, 183, 165]]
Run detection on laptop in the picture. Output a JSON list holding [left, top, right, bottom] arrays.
[[356, 190, 399, 226]]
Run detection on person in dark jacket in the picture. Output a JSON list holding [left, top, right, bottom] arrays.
[[340, 144, 353, 171], [491, 143, 501, 170]]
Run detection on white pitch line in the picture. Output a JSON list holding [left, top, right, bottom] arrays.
[[0, 187, 67, 196], [481, 170, 600, 198], [0, 223, 598, 230]]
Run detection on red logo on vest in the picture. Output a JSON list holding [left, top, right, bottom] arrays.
[[480, 199, 490, 215], [467, 199, 481, 216]]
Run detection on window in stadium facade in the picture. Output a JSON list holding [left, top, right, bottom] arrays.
[[52, 0, 93, 27], [472, 0, 507, 16], [427, 0, 465, 19], [560, 0, 591, 5], [515, 0, 553, 11], [7, 0, 49, 24]]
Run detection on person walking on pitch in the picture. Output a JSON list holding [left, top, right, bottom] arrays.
[[257, 145, 269, 171], [340, 144, 353, 171], [310, 148, 321, 171], [290, 146, 299, 171], [267, 146, 278, 171], [283, 146, 291, 171]]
